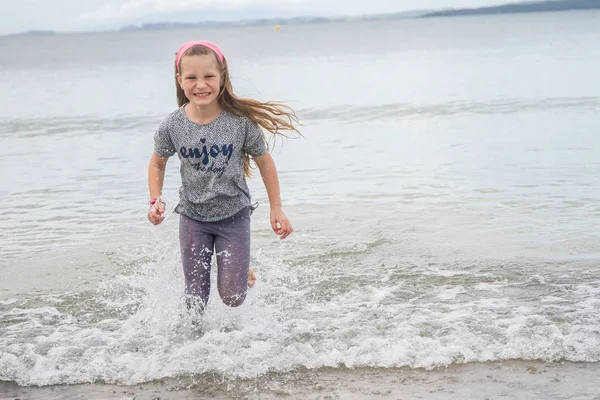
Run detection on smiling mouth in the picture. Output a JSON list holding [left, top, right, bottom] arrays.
[[194, 92, 210, 97]]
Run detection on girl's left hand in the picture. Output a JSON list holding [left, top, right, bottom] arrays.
[[270, 208, 293, 240]]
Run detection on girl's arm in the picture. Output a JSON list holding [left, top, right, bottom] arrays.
[[147, 153, 168, 225], [254, 153, 293, 240]]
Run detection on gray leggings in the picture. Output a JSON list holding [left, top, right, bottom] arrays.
[[179, 206, 251, 311]]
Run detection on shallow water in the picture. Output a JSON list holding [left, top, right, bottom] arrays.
[[1, 10, 600, 391]]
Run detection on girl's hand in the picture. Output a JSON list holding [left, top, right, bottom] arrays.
[[148, 201, 165, 225], [270, 208, 293, 240]]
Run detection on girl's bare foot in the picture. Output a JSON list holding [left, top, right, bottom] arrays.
[[248, 267, 257, 288]]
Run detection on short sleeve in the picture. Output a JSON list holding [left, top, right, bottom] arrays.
[[153, 119, 176, 158], [243, 119, 268, 157]]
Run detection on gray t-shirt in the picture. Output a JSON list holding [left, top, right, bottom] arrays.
[[153, 107, 268, 222]]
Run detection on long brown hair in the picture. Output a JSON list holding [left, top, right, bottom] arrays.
[[175, 45, 301, 177]]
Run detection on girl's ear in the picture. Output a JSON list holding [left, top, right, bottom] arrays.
[[176, 73, 183, 87]]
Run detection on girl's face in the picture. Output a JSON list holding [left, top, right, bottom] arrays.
[[177, 54, 222, 108]]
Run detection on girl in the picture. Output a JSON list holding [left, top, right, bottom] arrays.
[[147, 40, 300, 312]]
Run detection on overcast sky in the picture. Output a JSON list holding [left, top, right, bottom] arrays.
[[1, 0, 524, 35]]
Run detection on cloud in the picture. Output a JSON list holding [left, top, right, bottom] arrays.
[[77, 0, 303, 22]]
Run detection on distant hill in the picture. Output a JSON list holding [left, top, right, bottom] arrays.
[[117, 1, 599, 32], [118, 10, 428, 32], [423, 0, 600, 18], [8, 30, 56, 37], [5, 0, 599, 37], [119, 16, 330, 31]]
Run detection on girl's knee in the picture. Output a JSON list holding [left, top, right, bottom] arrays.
[[221, 291, 247, 307]]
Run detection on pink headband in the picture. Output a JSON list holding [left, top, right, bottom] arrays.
[[176, 40, 225, 71]]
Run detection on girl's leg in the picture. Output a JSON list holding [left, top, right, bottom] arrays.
[[179, 214, 214, 312], [214, 207, 252, 307], [248, 268, 257, 288]]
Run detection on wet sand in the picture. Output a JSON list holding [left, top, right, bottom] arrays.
[[1, 360, 598, 400]]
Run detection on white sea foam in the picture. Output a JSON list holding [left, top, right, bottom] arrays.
[[2, 243, 600, 387]]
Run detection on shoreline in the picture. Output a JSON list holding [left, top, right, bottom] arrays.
[[4, 5, 600, 39], [2, 360, 598, 399]]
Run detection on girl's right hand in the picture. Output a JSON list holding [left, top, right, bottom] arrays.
[[148, 201, 165, 225]]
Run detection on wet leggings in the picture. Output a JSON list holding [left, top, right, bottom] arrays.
[[179, 207, 251, 311]]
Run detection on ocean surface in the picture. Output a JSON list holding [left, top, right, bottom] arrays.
[[1, 9, 600, 393]]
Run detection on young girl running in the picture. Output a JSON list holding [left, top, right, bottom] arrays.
[[147, 40, 299, 312]]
